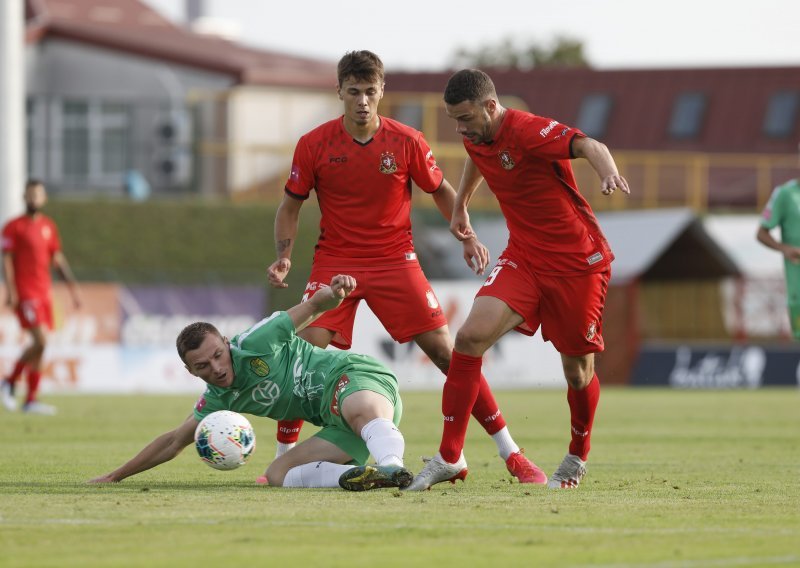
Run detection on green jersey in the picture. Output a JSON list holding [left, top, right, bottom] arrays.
[[761, 179, 800, 248], [193, 311, 399, 428]]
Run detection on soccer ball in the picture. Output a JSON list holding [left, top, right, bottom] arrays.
[[194, 411, 256, 471]]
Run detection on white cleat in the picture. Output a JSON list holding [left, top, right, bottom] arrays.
[[22, 401, 57, 416], [1, 380, 18, 412], [403, 452, 468, 491], [547, 453, 586, 489]]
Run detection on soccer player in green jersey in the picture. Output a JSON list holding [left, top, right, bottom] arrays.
[[757, 178, 800, 339], [89, 275, 412, 491]]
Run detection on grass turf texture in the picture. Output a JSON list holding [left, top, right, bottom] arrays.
[[1, 388, 798, 567]]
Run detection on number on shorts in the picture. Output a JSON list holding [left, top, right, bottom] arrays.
[[483, 266, 503, 287]]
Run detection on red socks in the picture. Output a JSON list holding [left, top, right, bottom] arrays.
[[567, 373, 600, 461], [277, 419, 304, 444], [439, 351, 483, 463], [470, 373, 507, 435], [6, 360, 26, 385], [25, 370, 42, 404]]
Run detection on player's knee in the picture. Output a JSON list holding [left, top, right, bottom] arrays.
[[563, 361, 594, 389], [265, 461, 288, 487], [453, 326, 490, 357]]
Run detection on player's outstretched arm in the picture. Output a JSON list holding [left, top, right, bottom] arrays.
[[2, 252, 19, 308], [572, 136, 630, 196], [286, 275, 356, 332], [88, 415, 198, 483], [430, 179, 489, 275], [268, 194, 305, 288]]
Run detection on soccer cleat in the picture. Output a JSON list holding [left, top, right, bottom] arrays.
[[506, 449, 548, 485], [547, 453, 587, 489], [22, 401, 57, 416], [338, 464, 414, 491], [1, 380, 17, 412], [403, 452, 468, 491]]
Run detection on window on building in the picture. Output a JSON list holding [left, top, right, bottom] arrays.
[[763, 91, 799, 138], [669, 92, 707, 139], [576, 93, 613, 138], [62, 100, 89, 177], [57, 99, 130, 185], [394, 102, 424, 131]]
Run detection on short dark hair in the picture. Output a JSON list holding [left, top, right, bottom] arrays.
[[176, 322, 221, 363], [337, 50, 384, 86], [25, 179, 44, 190], [444, 69, 497, 106]]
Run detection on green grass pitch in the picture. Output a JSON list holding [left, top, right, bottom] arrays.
[[1, 388, 798, 567]]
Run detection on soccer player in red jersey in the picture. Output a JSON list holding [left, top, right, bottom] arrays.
[[267, 51, 547, 484], [407, 69, 630, 491], [1, 180, 81, 415]]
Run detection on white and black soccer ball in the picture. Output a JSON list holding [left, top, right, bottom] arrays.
[[194, 411, 256, 471]]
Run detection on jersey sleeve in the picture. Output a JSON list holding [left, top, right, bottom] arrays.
[[760, 185, 785, 229], [523, 116, 584, 161], [48, 219, 62, 255], [231, 311, 295, 354], [1, 221, 16, 253], [285, 136, 315, 200], [407, 132, 444, 193], [193, 389, 224, 421]]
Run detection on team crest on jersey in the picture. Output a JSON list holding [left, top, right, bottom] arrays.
[[41, 225, 52, 240], [498, 150, 515, 170], [379, 152, 398, 174], [585, 320, 598, 342], [249, 358, 270, 377]]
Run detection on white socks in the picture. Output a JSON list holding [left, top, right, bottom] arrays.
[[360, 417, 404, 467], [282, 461, 354, 488], [274, 441, 296, 459], [491, 426, 520, 460], [280, 417, 405, 488]]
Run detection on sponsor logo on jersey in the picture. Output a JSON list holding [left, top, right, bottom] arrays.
[[497, 258, 518, 269], [194, 395, 207, 412], [539, 120, 559, 138], [498, 150, 515, 170], [585, 320, 598, 341], [249, 358, 270, 377], [379, 151, 398, 174], [252, 379, 281, 410], [330, 374, 350, 416], [328, 155, 348, 163], [586, 252, 604, 265], [405, 252, 417, 261]]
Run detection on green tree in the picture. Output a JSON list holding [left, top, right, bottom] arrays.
[[449, 36, 589, 70]]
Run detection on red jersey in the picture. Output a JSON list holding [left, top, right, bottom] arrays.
[[464, 109, 613, 275], [1, 214, 61, 299], [285, 116, 443, 267]]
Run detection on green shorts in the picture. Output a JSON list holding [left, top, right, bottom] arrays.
[[314, 362, 402, 465], [785, 265, 800, 339]]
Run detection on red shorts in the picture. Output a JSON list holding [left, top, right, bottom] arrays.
[[302, 263, 447, 349], [476, 254, 610, 356], [16, 296, 53, 330]]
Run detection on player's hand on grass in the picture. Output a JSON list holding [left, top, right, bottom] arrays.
[[462, 237, 489, 275], [87, 473, 119, 484], [600, 174, 630, 196], [267, 258, 292, 288]]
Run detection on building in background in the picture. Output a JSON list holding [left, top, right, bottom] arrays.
[[24, 0, 336, 197]]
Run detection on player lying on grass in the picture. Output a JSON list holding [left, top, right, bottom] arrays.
[[89, 275, 412, 491]]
